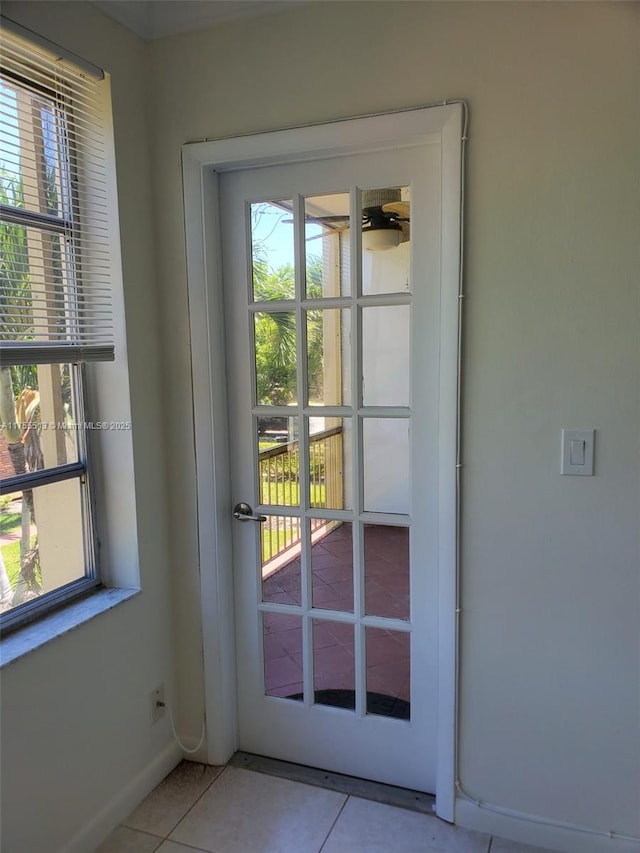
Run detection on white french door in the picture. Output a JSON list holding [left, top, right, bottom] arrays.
[[220, 143, 443, 793]]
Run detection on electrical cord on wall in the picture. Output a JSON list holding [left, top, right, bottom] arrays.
[[158, 698, 206, 755], [447, 101, 640, 847], [455, 781, 640, 845]]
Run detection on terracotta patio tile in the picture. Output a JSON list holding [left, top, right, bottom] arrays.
[[312, 563, 353, 584], [263, 633, 289, 660], [321, 522, 352, 541], [267, 682, 304, 699], [309, 552, 342, 571], [270, 627, 302, 655], [321, 540, 354, 558], [365, 633, 410, 667], [311, 622, 340, 649], [325, 579, 354, 602], [265, 654, 303, 690], [313, 598, 353, 614], [364, 558, 396, 578], [313, 643, 354, 675], [264, 591, 300, 606], [376, 577, 409, 597], [314, 670, 355, 693], [263, 612, 300, 633], [365, 590, 409, 620], [323, 621, 354, 644], [262, 577, 284, 594], [366, 662, 409, 698], [312, 581, 341, 604], [278, 574, 302, 592], [276, 559, 301, 578]]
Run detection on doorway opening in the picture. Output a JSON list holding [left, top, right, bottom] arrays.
[[182, 103, 462, 819]]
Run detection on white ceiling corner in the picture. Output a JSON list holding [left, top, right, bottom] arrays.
[[91, 0, 311, 41]]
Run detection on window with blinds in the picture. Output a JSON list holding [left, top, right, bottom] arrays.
[[0, 23, 115, 630]]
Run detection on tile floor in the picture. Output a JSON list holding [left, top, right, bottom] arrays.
[[98, 760, 557, 853]]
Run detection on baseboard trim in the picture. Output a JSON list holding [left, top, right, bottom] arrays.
[[456, 797, 640, 853], [64, 740, 182, 853]]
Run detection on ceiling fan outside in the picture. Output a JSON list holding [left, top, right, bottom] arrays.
[[281, 189, 411, 249], [306, 189, 410, 230]]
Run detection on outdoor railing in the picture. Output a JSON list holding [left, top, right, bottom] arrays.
[[259, 426, 343, 565]]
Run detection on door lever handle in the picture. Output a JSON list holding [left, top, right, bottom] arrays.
[[233, 501, 267, 523]]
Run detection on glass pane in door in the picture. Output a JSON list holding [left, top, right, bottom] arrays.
[[362, 305, 410, 407], [254, 312, 297, 406], [365, 627, 410, 720], [311, 520, 354, 612], [364, 524, 410, 620], [261, 518, 302, 605], [251, 200, 295, 301], [312, 619, 355, 710], [263, 612, 303, 700], [308, 416, 350, 511], [361, 186, 410, 294], [362, 419, 410, 514], [257, 416, 300, 506], [305, 193, 350, 297], [306, 308, 350, 407]]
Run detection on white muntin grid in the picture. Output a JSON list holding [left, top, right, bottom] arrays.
[[246, 188, 412, 719]]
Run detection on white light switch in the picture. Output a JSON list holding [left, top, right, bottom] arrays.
[[569, 439, 585, 466], [561, 429, 594, 476]]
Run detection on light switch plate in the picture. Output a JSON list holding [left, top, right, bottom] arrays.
[[561, 429, 594, 476]]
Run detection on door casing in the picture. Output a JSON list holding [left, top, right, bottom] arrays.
[[182, 103, 463, 821]]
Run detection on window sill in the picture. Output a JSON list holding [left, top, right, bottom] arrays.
[[0, 587, 139, 668]]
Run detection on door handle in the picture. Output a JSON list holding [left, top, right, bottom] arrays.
[[233, 502, 267, 523]]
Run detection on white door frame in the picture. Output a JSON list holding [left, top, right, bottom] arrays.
[[182, 104, 462, 822]]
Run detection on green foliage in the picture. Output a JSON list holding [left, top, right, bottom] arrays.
[[11, 364, 37, 397], [1, 170, 71, 401], [0, 171, 32, 351], [305, 259, 324, 403], [0, 499, 37, 590], [0, 169, 25, 210], [1, 172, 39, 397], [252, 257, 325, 405], [1, 535, 39, 590], [0, 510, 21, 536], [261, 480, 301, 507], [1, 539, 22, 588]]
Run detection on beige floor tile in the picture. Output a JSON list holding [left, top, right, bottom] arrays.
[[491, 838, 558, 853], [96, 825, 163, 852], [123, 760, 223, 837], [170, 766, 346, 853], [322, 796, 490, 853]]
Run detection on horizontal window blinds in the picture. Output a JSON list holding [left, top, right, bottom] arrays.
[[0, 24, 114, 364]]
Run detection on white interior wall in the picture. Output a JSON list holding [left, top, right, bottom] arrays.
[[0, 3, 178, 851], [148, 2, 639, 849]]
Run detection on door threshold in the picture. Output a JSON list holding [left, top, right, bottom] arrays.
[[229, 751, 437, 816]]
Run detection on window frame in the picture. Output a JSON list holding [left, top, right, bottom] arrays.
[[0, 63, 102, 633]]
